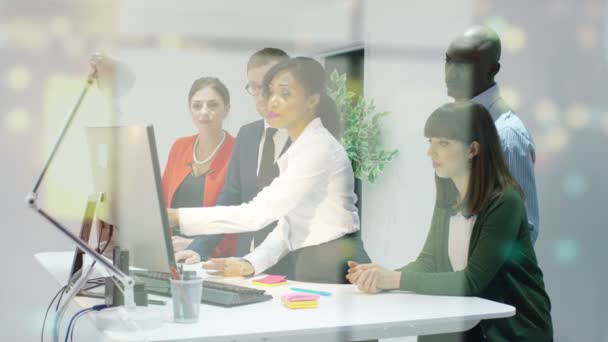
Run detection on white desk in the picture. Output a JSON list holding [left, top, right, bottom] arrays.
[[36, 251, 514, 341]]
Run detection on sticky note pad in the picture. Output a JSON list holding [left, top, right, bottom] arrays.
[[282, 293, 320, 302], [281, 293, 320, 309], [281, 298, 318, 309], [251, 280, 288, 287], [252, 275, 288, 287], [254, 275, 287, 284]]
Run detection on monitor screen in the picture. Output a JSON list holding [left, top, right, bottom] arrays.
[[85, 125, 175, 272]]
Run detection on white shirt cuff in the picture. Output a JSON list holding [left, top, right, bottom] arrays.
[[242, 252, 270, 276]]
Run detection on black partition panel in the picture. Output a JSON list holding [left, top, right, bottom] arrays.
[[324, 48, 365, 226]]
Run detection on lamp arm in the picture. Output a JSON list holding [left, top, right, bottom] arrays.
[[28, 69, 96, 198], [25, 68, 136, 306]]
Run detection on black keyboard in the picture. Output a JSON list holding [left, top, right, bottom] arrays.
[[131, 270, 272, 307]]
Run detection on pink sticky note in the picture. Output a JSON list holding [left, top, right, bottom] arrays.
[[282, 293, 320, 302], [254, 275, 287, 284]]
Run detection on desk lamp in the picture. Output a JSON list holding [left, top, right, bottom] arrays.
[[25, 54, 150, 339]]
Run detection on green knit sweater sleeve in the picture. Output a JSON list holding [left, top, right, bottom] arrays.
[[399, 190, 524, 296], [397, 207, 442, 273]]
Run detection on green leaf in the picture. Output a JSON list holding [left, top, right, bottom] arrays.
[[327, 71, 399, 184]]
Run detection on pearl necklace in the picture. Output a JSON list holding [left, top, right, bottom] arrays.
[[192, 131, 226, 165]]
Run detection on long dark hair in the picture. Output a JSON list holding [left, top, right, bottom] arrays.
[[424, 101, 522, 215], [262, 57, 341, 138]]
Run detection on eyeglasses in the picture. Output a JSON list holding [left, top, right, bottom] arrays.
[[245, 83, 262, 96]]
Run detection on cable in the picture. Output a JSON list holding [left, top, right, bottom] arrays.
[[82, 279, 105, 291], [83, 276, 107, 290], [82, 284, 103, 291], [55, 286, 68, 311], [66, 309, 91, 342], [65, 305, 107, 342], [87, 277, 106, 282], [55, 262, 89, 311], [68, 304, 107, 342], [69, 309, 93, 342], [41, 285, 67, 342], [69, 310, 88, 342]]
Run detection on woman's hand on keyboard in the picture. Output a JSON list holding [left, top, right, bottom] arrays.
[[203, 258, 254, 277], [175, 250, 201, 264]]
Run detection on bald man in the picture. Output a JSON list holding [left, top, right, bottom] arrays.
[[445, 26, 540, 244]]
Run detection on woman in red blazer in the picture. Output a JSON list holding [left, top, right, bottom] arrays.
[[162, 77, 236, 258]]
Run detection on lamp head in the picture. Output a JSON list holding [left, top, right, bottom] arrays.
[[90, 52, 135, 99]]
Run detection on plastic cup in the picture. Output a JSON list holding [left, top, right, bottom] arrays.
[[170, 277, 202, 323]]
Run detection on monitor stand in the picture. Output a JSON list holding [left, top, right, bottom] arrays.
[[68, 193, 149, 306]]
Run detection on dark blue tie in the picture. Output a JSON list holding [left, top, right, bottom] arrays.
[[257, 128, 279, 192]]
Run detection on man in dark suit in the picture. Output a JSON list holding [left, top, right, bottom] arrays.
[[178, 48, 290, 260]]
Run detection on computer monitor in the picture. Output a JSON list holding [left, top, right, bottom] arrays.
[[85, 125, 176, 272]]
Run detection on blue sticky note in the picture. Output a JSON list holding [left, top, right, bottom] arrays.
[[290, 287, 332, 296]]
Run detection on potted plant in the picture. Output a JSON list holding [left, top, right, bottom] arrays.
[[327, 70, 398, 218]]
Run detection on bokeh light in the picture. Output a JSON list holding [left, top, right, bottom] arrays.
[[502, 26, 526, 53], [501, 86, 521, 110], [158, 34, 183, 50], [484, 17, 526, 53], [484, 16, 509, 33], [576, 24, 598, 49], [553, 238, 579, 265], [565, 104, 591, 130], [5, 66, 32, 91], [534, 98, 559, 127], [5, 107, 32, 134], [562, 172, 588, 199], [538, 126, 569, 154], [49, 16, 73, 38], [5, 17, 49, 52]]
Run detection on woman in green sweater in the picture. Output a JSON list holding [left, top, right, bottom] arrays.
[[346, 102, 553, 341]]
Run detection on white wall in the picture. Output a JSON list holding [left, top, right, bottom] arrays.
[[361, 0, 473, 268], [115, 49, 253, 168]]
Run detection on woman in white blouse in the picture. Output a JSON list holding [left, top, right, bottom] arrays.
[[168, 57, 370, 283]]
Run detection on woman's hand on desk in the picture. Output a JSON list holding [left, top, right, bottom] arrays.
[[175, 250, 201, 264], [202, 258, 255, 277], [346, 261, 401, 294]]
